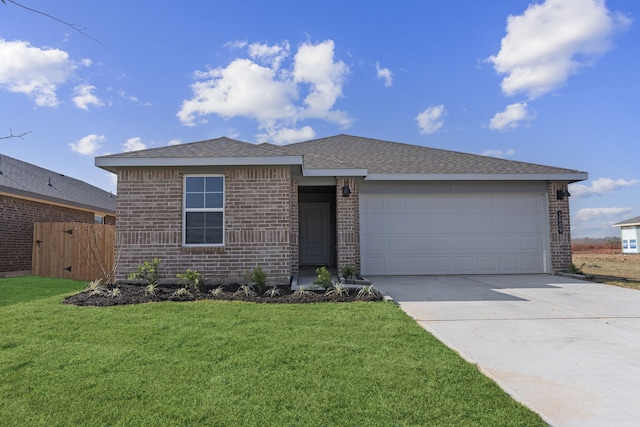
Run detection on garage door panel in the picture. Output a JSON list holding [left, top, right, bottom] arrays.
[[360, 193, 547, 275]]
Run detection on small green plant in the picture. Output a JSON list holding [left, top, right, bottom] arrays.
[[128, 258, 162, 284], [109, 287, 121, 298], [177, 269, 205, 292], [325, 282, 350, 297], [86, 278, 107, 296], [247, 266, 268, 294], [171, 287, 193, 298], [313, 266, 333, 290], [233, 284, 256, 298], [340, 265, 357, 280], [145, 283, 158, 296], [356, 284, 381, 300], [263, 286, 282, 298], [210, 286, 225, 297], [293, 285, 314, 297], [569, 262, 585, 275]]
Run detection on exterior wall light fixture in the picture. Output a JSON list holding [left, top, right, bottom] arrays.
[[342, 185, 351, 197], [556, 188, 571, 200]]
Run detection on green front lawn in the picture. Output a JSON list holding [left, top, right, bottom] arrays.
[[0, 276, 544, 426]]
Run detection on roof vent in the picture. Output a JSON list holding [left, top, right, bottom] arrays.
[[0, 156, 3, 175], [47, 177, 53, 187]]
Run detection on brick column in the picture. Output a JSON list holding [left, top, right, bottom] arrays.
[[548, 181, 572, 272], [290, 178, 299, 276], [336, 178, 361, 272]]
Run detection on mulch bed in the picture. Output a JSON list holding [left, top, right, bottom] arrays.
[[64, 280, 382, 307]]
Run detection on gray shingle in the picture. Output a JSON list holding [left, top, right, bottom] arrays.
[[278, 134, 585, 175], [0, 154, 116, 214], [98, 137, 281, 159], [96, 134, 586, 177], [613, 216, 640, 226]]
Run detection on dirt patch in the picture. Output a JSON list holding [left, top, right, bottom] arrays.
[[64, 282, 382, 307], [571, 253, 640, 290]]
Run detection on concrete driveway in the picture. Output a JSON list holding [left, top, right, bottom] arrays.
[[371, 274, 640, 427]]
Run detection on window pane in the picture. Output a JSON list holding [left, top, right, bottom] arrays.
[[205, 193, 223, 208], [186, 228, 205, 244], [205, 228, 223, 244], [206, 176, 223, 192], [205, 212, 223, 228], [186, 193, 204, 209], [186, 176, 205, 192], [186, 212, 205, 228]]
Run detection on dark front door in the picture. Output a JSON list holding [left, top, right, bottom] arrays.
[[299, 202, 331, 265]]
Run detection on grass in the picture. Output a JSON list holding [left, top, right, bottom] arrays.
[[0, 276, 544, 426]]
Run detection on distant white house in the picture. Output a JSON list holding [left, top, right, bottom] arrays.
[[613, 216, 640, 254]]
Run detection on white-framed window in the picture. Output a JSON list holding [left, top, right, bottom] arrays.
[[631, 240, 638, 249], [183, 175, 224, 246]]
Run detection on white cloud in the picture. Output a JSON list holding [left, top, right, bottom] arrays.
[[248, 41, 290, 69], [123, 137, 146, 152], [258, 126, 315, 145], [72, 84, 103, 110], [481, 149, 516, 158], [487, 0, 631, 99], [116, 89, 151, 106], [69, 134, 105, 155], [574, 207, 632, 222], [376, 62, 392, 87], [177, 39, 350, 143], [489, 102, 532, 130], [416, 105, 444, 135], [572, 206, 633, 238], [570, 177, 640, 198], [168, 138, 182, 146], [0, 39, 76, 106]]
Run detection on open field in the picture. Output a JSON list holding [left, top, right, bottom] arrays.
[[572, 253, 640, 289], [0, 276, 544, 426]]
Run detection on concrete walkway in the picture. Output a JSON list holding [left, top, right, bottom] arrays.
[[371, 274, 640, 427]]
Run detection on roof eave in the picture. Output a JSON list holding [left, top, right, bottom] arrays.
[[364, 172, 589, 181], [95, 155, 304, 173], [302, 168, 368, 177], [0, 187, 116, 215]]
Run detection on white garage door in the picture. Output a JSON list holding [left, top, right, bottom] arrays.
[[360, 193, 548, 275]]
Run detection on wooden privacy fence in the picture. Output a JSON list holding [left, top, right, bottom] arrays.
[[32, 222, 117, 282]]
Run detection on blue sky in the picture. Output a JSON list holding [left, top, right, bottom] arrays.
[[0, 0, 638, 238]]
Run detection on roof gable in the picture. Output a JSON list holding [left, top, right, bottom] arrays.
[[0, 154, 116, 214]]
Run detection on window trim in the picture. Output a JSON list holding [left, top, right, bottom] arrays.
[[182, 174, 225, 247]]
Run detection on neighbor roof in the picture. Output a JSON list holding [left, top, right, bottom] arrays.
[[96, 134, 587, 182], [613, 216, 640, 227], [0, 154, 116, 215]]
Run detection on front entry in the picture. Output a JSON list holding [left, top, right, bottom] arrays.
[[299, 202, 331, 265]]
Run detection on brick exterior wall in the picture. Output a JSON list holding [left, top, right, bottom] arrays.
[[0, 195, 95, 273], [336, 178, 361, 272], [289, 179, 299, 276], [116, 167, 293, 281], [548, 181, 572, 272]]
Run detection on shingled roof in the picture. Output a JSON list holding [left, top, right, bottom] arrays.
[[0, 154, 116, 214], [613, 216, 640, 227], [96, 134, 587, 182]]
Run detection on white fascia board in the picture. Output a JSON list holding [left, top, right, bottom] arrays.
[[613, 222, 640, 228], [95, 155, 303, 170], [302, 168, 368, 177], [365, 172, 589, 182]]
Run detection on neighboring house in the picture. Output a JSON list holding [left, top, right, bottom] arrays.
[[612, 216, 640, 254], [0, 154, 116, 275], [95, 134, 587, 280]]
